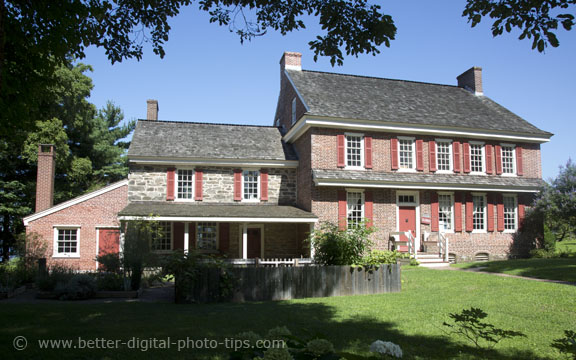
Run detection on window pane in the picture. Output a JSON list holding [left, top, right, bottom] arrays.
[[399, 139, 414, 169], [472, 195, 485, 230], [243, 170, 259, 200], [57, 229, 78, 254], [501, 146, 515, 174], [436, 142, 451, 171], [346, 135, 363, 167], [438, 194, 453, 230], [470, 144, 484, 172], [177, 170, 194, 199], [503, 196, 517, 230], [347, 192, 364, 229], [151, 222, 172, 251], [197, 222, 218, 250]]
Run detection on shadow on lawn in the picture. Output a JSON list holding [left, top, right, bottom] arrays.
[[216, 301, 550, 360]]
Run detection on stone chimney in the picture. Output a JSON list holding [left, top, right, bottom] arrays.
[[146, 99, 159, 121], [280, 52, 302, 72], [457, 67, 483, 95], [36, 144, 55, 213]]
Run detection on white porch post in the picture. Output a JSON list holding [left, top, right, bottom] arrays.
[[242, 223, 248, 259], [309, 223, 315, 259], [184, 222, 190, 254]]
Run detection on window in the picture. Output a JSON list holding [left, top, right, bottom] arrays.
[[197, 222, 218, 251], [291, 98, 297, 124], [399, 138, 415, 170], [346, 134, 363, 168], [503, 195, 517, 231], [501, 145, 516, 174], [243, 170, 259, 201], [151, 222, 172, 251], [470, 143, 484, 173], [177, 169, 194, 200], [438, 194, 453, 231], [436, 141, 452, 171], [472, 195, 486, 231], [347, 191, 364, 228], [398, 195, 415, 204], [54, 228, 79, 257]]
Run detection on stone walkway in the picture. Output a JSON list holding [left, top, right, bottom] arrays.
[[433, 266, 576, 286]]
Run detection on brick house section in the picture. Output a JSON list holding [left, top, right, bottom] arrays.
[[25, 182, 128, 271]]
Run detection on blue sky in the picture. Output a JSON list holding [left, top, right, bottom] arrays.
[[83, 1, 576, 180]]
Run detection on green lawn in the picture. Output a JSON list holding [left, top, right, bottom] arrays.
[[453, 257, 576, 282], [557, 238, 576, 253], [1, 268, 574, 359]]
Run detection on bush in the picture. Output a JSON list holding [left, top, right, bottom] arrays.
[[95, 253, 121, 273], [358, 250, 405, 266], [529, 248, 555, 258], [95, 272, 124, 291], [0, 257, 37, 292], [55, 274, 96, 300], [309, 221, 375, 265], [36, 264, 76, 291]]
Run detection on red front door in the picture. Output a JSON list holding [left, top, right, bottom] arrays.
[[398, 206, 416, 252], [247, 228, 262, 258], [98, 228, 120, 257]]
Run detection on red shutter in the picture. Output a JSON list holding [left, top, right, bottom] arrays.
[[497, 193, 505, 231], [463, 142, 471, 173], [166, 168, 175, 201], [416, 139, 424, 171], [429, 141, 437, 172], [454, 192, 463, 232], [194, 170, 203, 201], [337, 134, 345, 168], [431, 192, 439, 232], [495, 145, 503, 175], [453, 141, 461, 173], [364, 136, 373, 169], [338, 190, 347, 230], [465, 193, 473, 232], [487, 193, 495, 232], [391, 138, 399, 170], [485, 144, 494, 175], [518, 202, 525, 228], [233, 170, 242, 201], [219, 223, 230, 253], [516, 146, 524, 176], [260, 171, 268, 201], [365, 191, 373, 227]]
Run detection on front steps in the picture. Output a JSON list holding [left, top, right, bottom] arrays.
[[416, 253, 450, 268]]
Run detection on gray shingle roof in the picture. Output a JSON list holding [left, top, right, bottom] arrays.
[[119, 202, 317, 220], [128, 120, 298, 160], [288, 70, 551, 136], [313, 169, 545, 190]]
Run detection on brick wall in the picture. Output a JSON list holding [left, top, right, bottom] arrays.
[[129, 165, 297, 205], [294, 131, 313, 211], [25, 184, 128, 271]]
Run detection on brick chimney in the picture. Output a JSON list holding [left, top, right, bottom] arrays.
[[280, 52, 302, 72], [457, 67, 483, 95], [146, 99, 159, 121], [36, 144, 55, 213]]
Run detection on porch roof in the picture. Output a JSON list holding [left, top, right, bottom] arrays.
[[118, 202, 318, 223]]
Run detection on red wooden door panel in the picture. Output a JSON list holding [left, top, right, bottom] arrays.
[[98, 228, 120, 269], [398, 206, 416, 252], [247, 228, 262, 258]]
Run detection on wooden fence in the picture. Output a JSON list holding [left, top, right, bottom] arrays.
[[175, 264, 401, 303]]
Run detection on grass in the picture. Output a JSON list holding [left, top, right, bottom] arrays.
[[557, 238, 576, 253], [452, 257, 576, 283], [1, 268, 575, 359]]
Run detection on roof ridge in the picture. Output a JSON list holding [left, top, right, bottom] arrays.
[[138, 119, 276, 129], [296, 69, 460, 88]]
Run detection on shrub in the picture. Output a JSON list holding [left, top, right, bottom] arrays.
[[529, 248, 555, 258], [95, 272, 123, 291], [95, 253, 121, 273], [55, 274, 96, 300], [309, 221, 375, 265], [409, 258, 420, 267], [358, 250, 404, 266], [36, 264, 76, 291]]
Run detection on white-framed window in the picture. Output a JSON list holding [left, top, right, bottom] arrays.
[[242, 170, 260, 201], [436, 140, 452, 172], [291, 97, 297, 124], [503, 195, 517, 231], [53, 227, 80, 257], [347, 191, 364, 229], [501, 144, 516, 175], [472, 194, 486, 232], [196, 222, 218, 251], [151, 222, 172, 251], [470, 143, 485, 173], [176, 169, 194, 200], [398, 137, 415, 170], [398, 194, 416, 205], [438, 193, 454, 232], [346, 133, 364, 168]]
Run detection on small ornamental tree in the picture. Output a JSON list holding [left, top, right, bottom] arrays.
[[309, 221, 375, 265]]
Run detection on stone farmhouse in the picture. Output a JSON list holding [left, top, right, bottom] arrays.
[[23, 52, 552, 270]]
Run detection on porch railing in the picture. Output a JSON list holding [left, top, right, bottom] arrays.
[[224, 257, 314, 267], [429, 231, 450, 262], [390, 231, 418, 259]]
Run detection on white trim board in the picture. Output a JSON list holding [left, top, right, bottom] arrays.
[[23, 180, 128, 226], [118, 216, 318, 223], [129, 157, 298, 168], [283, 115, 552, 144]]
